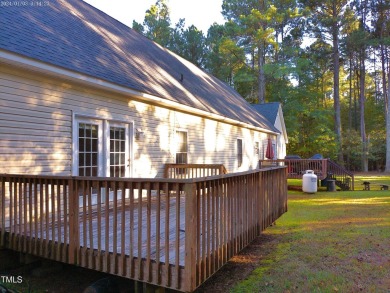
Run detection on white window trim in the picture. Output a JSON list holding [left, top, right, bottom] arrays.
[[72, 113, 134, 177]]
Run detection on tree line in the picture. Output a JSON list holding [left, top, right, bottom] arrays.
[[132, 0, 390, 172]]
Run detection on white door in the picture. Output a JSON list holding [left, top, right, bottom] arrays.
[[74, 117, 131, 177], [106, 122, 131, 178]]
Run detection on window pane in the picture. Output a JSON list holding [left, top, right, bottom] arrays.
[[79, 138, 85, 152], [176, 153, 188, 164], [92, 153, 98, 166], [92, 139, 98, 152], [86, 153, 91, 166], [110, 139, 115, 152], [109, 126, 126, 178], [79, 153, 84, 166], [110, 166, 115, 177], [91, 125, 98, 137], [79, 125, 85, 138], [78, 123, 99, 177], [86, 138, 91, 152], [85, 126, 91, 138]]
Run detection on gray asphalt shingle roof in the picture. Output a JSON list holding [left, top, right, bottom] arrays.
[[0, 0, 277, 132], [251, 103, 281, 125]]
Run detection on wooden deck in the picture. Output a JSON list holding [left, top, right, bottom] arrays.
[[259, 159, 355, 190], [0, 167, 287, 292], [5, 193, 187, 264]]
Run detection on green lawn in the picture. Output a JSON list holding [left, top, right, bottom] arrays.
[[232, 175, 390, 293]]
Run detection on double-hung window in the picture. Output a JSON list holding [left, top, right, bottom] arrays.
[[254, 141, 259, 156], [237, 138, 243, 167], [175, 131, 188, 164]]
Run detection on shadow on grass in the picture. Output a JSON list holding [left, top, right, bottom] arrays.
[[198, 188, 390, 293]]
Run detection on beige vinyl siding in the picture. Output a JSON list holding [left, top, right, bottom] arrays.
[[0, 68, 72, 175], [0, 64, 269, 177], [173, 112, 267, 172]]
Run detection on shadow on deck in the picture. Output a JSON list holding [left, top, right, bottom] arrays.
[[0, 167, 287, 292]]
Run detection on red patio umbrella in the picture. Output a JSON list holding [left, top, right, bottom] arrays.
[[265, 138, 274, 159]]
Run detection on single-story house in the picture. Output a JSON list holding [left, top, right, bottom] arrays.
[[0, 0, 284, 178], [252, 102, 288, 160]]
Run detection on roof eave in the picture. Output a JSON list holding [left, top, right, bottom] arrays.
[[0, 49, 278, 135]]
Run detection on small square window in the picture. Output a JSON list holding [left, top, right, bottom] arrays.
[[237, 139, 243, 167]]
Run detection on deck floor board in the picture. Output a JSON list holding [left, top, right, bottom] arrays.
[[4, 194, 188, 266]]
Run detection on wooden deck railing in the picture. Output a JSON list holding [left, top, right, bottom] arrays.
[[164, 164, 227, 179], [259, 159, 328, 180], [259, 159, 354, 190], [185, 167, 287, 290], [327, 160, 355, 191], [0, 167, 287, 292]]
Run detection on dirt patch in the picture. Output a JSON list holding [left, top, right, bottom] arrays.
[[288, 185, 302, 191], [195, 234, 278, 292]]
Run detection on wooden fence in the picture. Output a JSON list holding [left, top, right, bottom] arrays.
[[0, 167, 287, 292]]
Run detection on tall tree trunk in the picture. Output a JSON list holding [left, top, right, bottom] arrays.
[[332, 11, 344, 164], [346, 57, 353, 170], [258, 42, 266, 104], [348, 57, 353, 130], [382, 46, 388, 108], [257, 0, 266, 104], [386, 51, 390, 172], [359, 54, 368, 171]]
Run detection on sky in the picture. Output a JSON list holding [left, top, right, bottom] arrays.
[[83, 0, 226, 33]]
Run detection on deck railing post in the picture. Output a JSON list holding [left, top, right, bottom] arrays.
[[68, 178, 79, 264], [184, 181, 198, 292], [0, 176, 5, 248]]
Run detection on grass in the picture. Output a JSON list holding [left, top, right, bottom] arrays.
[[232, 174, 390, 293]]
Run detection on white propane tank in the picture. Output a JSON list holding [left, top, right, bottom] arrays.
[[302, 170, 318, 193]]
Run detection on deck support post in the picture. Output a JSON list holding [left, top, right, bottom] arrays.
[[184, 181, 198, 292]]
